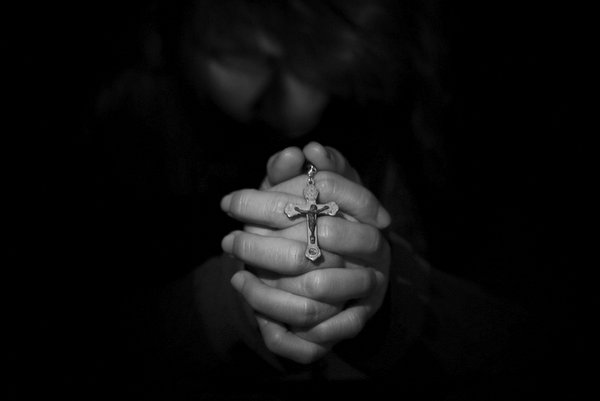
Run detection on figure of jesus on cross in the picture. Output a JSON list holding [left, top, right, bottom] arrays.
[[284, 166, 339, 261]]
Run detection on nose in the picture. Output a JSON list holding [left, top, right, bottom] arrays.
[[254, 70, 329, 137]]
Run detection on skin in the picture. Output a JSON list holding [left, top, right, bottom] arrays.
[[182, 31, 330, 138], [180, 16, 391, 364], [220, 142, 391, 363]]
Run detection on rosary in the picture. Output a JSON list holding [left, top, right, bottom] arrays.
[[284, 164, 339, 261]]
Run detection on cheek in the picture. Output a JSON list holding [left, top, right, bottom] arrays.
[[202, 59, 271, 121]]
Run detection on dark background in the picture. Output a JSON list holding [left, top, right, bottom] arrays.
[[7, 0, 588, 399]]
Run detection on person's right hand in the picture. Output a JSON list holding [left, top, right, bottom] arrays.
[[221, 142, 391, 364]]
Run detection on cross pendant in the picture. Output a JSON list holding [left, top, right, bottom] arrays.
[[284, 166, 338, 261]]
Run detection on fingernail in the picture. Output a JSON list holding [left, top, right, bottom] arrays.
[[376, 206, 392, 229], [230, 271, 246, 291], [221, 231, 236, 253]]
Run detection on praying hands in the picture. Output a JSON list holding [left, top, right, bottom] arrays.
[[220, 142, 392, 363]]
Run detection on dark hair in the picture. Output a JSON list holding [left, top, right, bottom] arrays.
[[151, 0, 413, 104], [97, 0, 451, 202]]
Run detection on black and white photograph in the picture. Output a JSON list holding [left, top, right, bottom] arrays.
[[8, 0, 586, 400]]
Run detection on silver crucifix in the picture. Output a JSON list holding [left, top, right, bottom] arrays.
[[284, 165, 338, 261]]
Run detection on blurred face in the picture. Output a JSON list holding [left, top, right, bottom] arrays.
[[182, 31, 330, 138]]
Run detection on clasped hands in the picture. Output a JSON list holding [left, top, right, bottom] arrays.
[[220, 142, 391, 364]]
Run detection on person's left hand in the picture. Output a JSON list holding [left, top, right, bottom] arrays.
[[220, 143, 391, 364], [258, 141, 362, 190]]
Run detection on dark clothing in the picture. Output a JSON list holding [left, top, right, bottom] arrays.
[[11, 1, 584, 399], [13, 66, 559, 401], [17, 70, 534, 400]]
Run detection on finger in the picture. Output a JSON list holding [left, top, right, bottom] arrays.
[[221, 230, 345, 275], [269, 172, 391, 229], [293, 302, 369, 344], [265, 217, 390, 266], [256, 315, 330, 364], [266, 266, 380, 304], [313, 217, 391, 265], [221, 189, 305, 228], [293, 269, 387, 343], [242, 220, 383, 268], [315, 171, 391, 229], [260, 146, 305, 190], [231, 270, 341, 327], [302, 142, 361, 183]]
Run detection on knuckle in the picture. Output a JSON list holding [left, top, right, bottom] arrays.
[[316, 173, 335, 196], [354, 189, 380, 222], [364, 226, 384, 254], [231, 233, 252, 257], [303, 270, 326, 298], [316, 218, 333, 241], [299, 299, 320, 326], [355, 190, 374, 213], [230, 191, 251, 215], [288, 243, 308, 270]]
